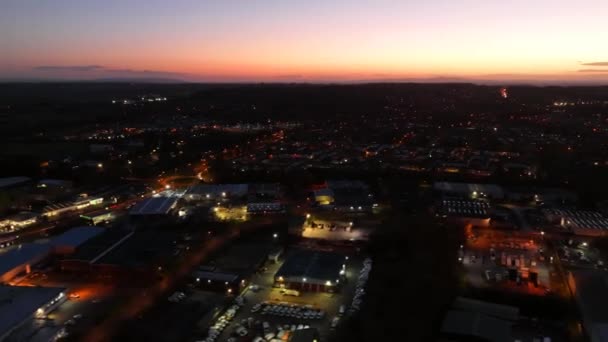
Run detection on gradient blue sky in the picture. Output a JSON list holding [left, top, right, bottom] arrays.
[[2, 0, 608, 83]]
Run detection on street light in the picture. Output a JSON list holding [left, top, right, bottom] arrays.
[[305, 213, 311, 219], [165, 184, 171, 189], [273, 233, 278, 239]]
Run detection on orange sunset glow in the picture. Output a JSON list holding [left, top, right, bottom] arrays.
[[3, 0, 608, 83]]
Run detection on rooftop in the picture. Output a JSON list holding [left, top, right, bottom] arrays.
[[572, 270, 608, 325], [434, 182, 504, 198], [0, 177, 31, 189], [0, 243, 52, 277], [187, 184, 249, 196], [67, 228, 132, 262], [275, 249, 345, 285], [0, 285, 65, 339], [51, 226, 106, 249], [204, 241, 272, 275], [441, 310, 512, 342], [130, 196, 177, 215]]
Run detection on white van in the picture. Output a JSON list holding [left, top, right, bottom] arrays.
[[280, 289, 301, 297]]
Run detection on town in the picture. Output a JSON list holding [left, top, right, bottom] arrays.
[[1, 82, 608, 342]]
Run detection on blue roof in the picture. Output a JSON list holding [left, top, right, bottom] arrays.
[[0, 285, 65, 338], [130, 196, 177, 215], [51, 226, 105, 249], [0, 176, 30, 189], [0, 243, 52, 276]]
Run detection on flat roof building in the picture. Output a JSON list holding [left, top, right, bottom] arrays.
[[275, 249, 345, 292], [186, 184, 249, 201], [434, 182, 504, 200], [569, 270, 608, 342], [0, 285, 66, 340], [246, 202, 284, 214], [0, 177, 31, 189], [51, 226, 106, 254], [440, 297, 518, 342], [0, 243, 52, 283], [129, 196, 177, 216]]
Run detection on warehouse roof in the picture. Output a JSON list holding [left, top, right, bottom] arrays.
[[0, 285, 65, 339], [434, 182, 504, 198], [0, 177, 30, 189], [0, 243, 52, 277], [187, 184, 249, 196], [51, 226, 105, 249], [441, 310, 512, 342], [192, 271, 239, 283], [275, 249, 344, 285], [130, 196, 177, 215]]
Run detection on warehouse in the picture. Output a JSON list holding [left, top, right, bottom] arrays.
[[129, 196, 177, 216], [0, 285, 66, 340], [274, 249, 346, 292], [186, 184, 249, 201], [0, 176, 31, 190], [51, 226, 106, 254], [0, 243, 52, 283], [42, 195, 104, 218], [194, 241, 273, 293], [0, 211, 38, 232], [569, 270, 608, 342], [434, 182, 504, 200], [246, 202, 285, 214]]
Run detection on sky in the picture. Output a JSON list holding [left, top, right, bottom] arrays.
[[2, 0, 608, 83]]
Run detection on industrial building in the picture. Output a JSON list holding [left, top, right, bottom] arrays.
[[59, 228, 133, 272], [0, 243, 52, 283], [434, 182, 505, 200], [129, 196, 177, 216], [246, 202, 285, 214], [0, 285, 66, 340], [80, 210, 116, 225], [274, 249, 346, 292], [194, 242, 272, 293], [0, 176, 31, 190], [569, 270, 608, 342], [0, 226, 106, 282], [0, 211, 38, 232], [50, 226, 106, 254], [543, 209, 608, 236], [42, 195, 104, 218], [313, 180, 376, 212], [440, 297, 518, 342], [249, 183, 282, 199], [186, 184, 249, 201]]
